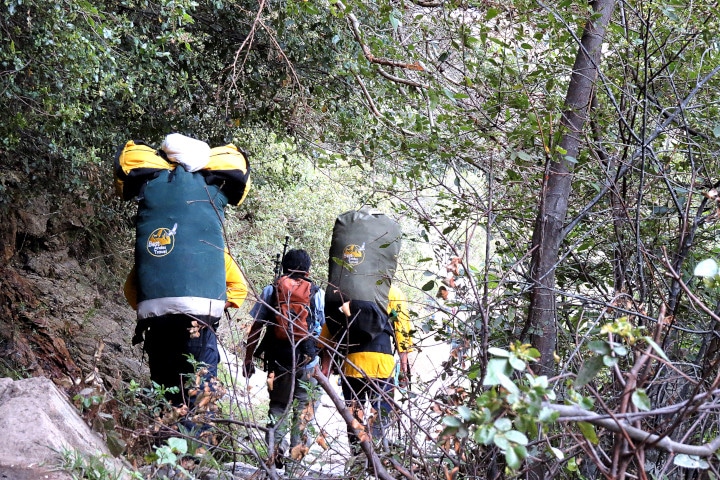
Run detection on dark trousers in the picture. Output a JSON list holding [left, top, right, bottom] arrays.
[[267, 364, 317, 451], [341, 376, 394, 449], [143, 314, 220, 406]]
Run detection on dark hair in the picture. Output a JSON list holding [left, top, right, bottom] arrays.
[[282, 249, 311, 275]]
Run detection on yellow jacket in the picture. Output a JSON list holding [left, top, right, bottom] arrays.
[[320, 285, 413, 378]]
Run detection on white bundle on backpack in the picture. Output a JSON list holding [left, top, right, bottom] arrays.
[[161, 133, 210, 172]]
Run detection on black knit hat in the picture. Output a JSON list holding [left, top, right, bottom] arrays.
[[282, 248, 311, 275]]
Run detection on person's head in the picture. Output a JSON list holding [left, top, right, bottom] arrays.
[[282, 248, 311, 276], [437, 286, 449, 300]]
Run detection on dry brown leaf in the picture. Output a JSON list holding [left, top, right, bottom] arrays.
[[290, 444, 309, 460], [180, 456, 197, 470], [316, 431, 329, 450], [350, 418, 364, 431], [196, 394, 211, 409], [301, 402, 315, 422], [357, 430, 371, 443]]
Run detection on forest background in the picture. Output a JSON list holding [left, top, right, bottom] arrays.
[[3, 0, 720, 479]]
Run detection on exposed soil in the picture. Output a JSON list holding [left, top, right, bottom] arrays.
[[0, 192, 148, 398]]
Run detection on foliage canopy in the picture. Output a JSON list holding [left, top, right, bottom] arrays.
[[5, 0, 720, 478]]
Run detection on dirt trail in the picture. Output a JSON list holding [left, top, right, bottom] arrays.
[[219, 333, 461, 476]]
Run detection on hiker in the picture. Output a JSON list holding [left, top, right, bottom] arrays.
[[443, 256, 463, 289], [243, 248, 325, 467], [434, 286, 455, 317], [124, 251, 247, 406], [434, 286, 459, 340], [320, 208, 413, 451], [116, 134, 251, 408], [319, 284, 413, 452]]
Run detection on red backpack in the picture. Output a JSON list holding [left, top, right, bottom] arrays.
[[273, 275, 314, 343]]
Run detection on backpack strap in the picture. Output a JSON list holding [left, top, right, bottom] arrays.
[[387, 308, 399, 355], [308, 283, 321, 333]]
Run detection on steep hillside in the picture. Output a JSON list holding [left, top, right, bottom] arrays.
[[0, 183, 149, 398]]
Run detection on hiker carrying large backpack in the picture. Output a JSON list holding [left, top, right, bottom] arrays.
[[243, 248, 325, 466], [117, 133, 251, 407], [318, 208, 413, 451]]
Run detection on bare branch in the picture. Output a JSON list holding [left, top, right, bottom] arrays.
[[548, 402, 720, 457], [313, 369, 397, 480], [334, 0, 428, 89]]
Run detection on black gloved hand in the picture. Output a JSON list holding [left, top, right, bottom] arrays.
[[243, 361, 256, 378]]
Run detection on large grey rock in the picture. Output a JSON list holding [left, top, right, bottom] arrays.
[[0, 376, 130, 479]]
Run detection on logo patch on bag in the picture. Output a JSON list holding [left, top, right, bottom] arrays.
[[342, 243, 366, 266], [147, 223, 177, 257]]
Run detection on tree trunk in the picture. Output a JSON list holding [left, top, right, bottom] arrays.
[[526, 0, 617, 375]]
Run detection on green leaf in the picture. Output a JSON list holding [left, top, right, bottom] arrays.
[[389, 14, 400, 30], [603, 355, 618, 367], [631, 389, 651, 411], [587, 340, 610, 355], [485, 8, 501, 20], [643, 337, 669, 361], [421, 280, 436, 291], [674, 454, 709, 469], [504, 445, 523, 470], [508, 355, 526, 371], [442, 415, 462, 427], [487, 347, 510, 357], [494, 434, 509, 450], [483, 358, 511, 386], [504, 430, 528, 445], [575, 355, 604, 387], [538, 407, 558, 422], [494, 417, 512, 432], [457, 405, 473, 421], [550, 446, 564, 459], [515, 151, 533, 162], [167, 437, 188, 454], [474, 425, 495, 444], [577, 422, 598, 445], [612, 344, 628, 356]]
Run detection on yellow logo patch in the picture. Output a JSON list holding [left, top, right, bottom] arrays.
[[147, 223, 177, 257], [342, 243, 365, 266]]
